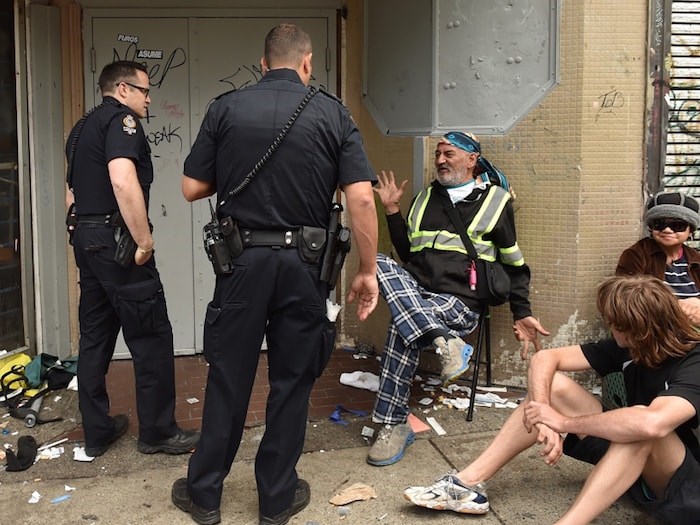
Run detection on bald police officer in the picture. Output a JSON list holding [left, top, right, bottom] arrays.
[[171, 24, 378, 525], [66, 60, 199, 458]]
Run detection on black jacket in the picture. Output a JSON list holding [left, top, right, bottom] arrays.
[[386, 181, 532, 320]]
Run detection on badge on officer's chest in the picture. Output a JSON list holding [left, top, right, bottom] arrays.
[[122, 115, 137, 135]]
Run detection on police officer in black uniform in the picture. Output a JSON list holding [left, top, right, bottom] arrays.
[[66, 61, 199, 458], [171, 24, 379, 525]]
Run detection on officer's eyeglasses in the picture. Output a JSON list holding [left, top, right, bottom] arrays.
[[119, 81, 150, 97], [648, 219, 690, 232]]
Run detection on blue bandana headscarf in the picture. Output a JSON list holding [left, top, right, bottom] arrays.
[[442, 131, 481, 154]]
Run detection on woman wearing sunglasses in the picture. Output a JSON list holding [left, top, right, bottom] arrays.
[[617, 191, 700, 325]]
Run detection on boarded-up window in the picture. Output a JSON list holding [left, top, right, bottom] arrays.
[[0, 1, 23, 351]]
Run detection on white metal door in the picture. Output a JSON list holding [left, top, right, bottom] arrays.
[[84, 9, 336, 358]]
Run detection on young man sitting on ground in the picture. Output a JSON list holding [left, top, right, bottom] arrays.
[[404, 274, 700, 525]]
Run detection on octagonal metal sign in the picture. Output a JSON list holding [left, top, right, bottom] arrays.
[[363, 0, 560, 136]]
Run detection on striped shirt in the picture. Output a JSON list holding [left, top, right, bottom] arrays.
[[665, 254, 700, 298]]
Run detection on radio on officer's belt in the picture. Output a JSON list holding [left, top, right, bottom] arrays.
[[203, 200, 233, 275]]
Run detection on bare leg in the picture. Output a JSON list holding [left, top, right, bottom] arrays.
[[456, 402, 538, 485], [555, 431, 686, 525], [641, 431, 687, 497], [458, 373, 601, 486]]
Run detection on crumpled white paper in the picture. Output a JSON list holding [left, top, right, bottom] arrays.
[[73, 446, 95, 462], [442, 397, 470, 410], [67, 376, 78, 391], [475, 392, 509, 405], [442, 383, 470, 394], [38, 446, 64, 460], [339, 371, 379, 392], [441, 392, 518, 411]]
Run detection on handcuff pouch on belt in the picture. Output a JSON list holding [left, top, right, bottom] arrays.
[[298, 226, 326, 264]]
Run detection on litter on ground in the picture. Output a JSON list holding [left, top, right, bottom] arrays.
[[329, 482, 377, 505], [426, 416, 446, 436], [339, 371, 379, 392], [72, 446, 94, 462]]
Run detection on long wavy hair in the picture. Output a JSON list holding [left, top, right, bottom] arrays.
[[596, 274, 700, 367]]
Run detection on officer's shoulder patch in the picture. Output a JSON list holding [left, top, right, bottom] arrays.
[[123, 114, 136, 128], [318, 86, 346, 107], [122, 113, 138, 135]]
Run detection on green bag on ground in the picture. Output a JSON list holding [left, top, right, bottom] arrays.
[[23, 354, 78, 389]]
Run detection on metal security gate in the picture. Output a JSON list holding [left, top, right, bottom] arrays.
[[659, 1, 700, 243], [663, 1, 700, 190]]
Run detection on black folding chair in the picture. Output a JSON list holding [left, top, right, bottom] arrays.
[[466, 306, 493, 422]]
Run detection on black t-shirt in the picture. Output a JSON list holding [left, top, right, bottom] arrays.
[[581, 339, 700, 461], [184, 69, 375, 229], [67, 96, 152, 214]]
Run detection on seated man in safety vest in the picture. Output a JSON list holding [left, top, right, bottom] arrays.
[[368, 131, 549, 466]]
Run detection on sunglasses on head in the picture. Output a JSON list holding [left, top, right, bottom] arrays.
[[648, 219, 690, 232]]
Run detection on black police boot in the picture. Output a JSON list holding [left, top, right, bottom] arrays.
[[171, 478, 221, 525], [138, 427, 200, 454], [259, 479, 311, 525], [85, 414, 129, 458]]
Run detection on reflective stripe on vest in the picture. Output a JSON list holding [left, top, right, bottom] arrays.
[[499, 243, 525, 267], [407, 185, 524, 266]]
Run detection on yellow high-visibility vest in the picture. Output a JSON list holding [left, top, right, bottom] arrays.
[[406, 185, 524, 266]]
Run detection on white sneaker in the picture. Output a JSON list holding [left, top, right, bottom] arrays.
[[404, 474, 489, 514]]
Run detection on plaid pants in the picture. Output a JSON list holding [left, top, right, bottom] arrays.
[[372, 253, 480, 425]]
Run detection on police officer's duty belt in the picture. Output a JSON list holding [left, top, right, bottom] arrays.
[[76, 213, 114, 224], [241, 228, 299, 248]]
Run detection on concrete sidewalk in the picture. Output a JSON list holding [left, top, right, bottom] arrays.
[[0, 396, 660, 525]]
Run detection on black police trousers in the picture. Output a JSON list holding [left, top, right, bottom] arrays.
[[186, 246, 336, 516], [73, 223, 178, 448]]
